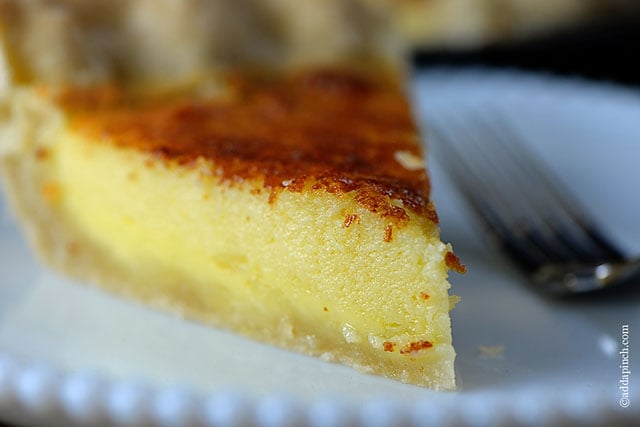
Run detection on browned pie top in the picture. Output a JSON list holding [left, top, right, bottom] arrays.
[[58, 68, 437, 226]]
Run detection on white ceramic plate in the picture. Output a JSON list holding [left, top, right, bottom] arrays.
[[1, 68, 639, 426]]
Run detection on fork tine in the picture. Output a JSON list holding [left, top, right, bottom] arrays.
[[429, 110, 626, 274], [460, 116, 581, 263], [471, 115, 595, 262], [429, 119, 553, 271], [486, 114, 625, 263]]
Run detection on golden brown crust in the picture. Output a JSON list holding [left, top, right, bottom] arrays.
[[445, 251, 466, 274], [400, 340, 433, 354], [58, 68, 437, 225]]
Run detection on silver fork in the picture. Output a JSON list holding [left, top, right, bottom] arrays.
[[429, 112, 640, 294]]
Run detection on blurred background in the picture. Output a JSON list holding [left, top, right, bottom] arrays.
[[410, 0, 640, 87], [3, 0, 640, 88]]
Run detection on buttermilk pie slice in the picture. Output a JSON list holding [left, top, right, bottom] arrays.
[[0, 0, 463, 389]]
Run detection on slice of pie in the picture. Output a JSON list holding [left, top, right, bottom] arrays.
[[0, 0, 463, 390]]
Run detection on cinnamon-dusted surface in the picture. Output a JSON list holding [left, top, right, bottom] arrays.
[[60, 68, 436, 225]]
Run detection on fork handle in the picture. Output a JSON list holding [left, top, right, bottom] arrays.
[[533, 258, 640, 294]]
